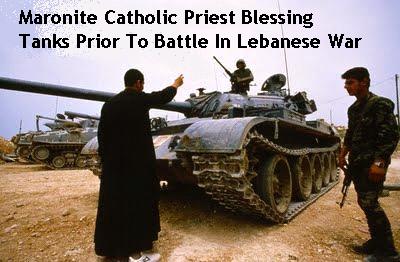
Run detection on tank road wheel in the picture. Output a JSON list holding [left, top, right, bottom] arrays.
[[75, 156, 86, 168], [32, 146, 50, 160], [310, 154, 323, 193], [289, 155, 312, 201], [52, 156, 66, 169], [330, 152, 338, 181], [16, 146, 31, 158], [322, 153, 331, 187], [255, 154, 292, 215]]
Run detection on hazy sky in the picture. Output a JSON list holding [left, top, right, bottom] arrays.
[[0, 0, 399, 139]]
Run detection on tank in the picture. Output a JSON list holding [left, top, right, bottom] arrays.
[[11, 114, 70, 161], [11, 112, 100, 168], [0, 74, 340, 223], [28, 112, 100, 169]]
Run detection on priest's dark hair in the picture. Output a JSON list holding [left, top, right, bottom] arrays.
[[124, 69, 144, 87]]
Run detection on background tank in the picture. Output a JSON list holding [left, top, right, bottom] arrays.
[[28, 112, 100, 169], [0, 74, 340, 223], [11, 114, 71, 161]]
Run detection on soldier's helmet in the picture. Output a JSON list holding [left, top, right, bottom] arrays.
[[236, 59, 246, 68]]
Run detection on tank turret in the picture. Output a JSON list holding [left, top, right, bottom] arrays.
[[182, 75, 316, 119]]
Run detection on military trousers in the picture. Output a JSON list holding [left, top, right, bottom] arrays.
[[350, 165, 396, 254]]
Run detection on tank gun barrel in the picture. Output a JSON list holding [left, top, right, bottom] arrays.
[[36, 114, 80, 131], [36, 115, 77, 124], [0, 77, 193, 114], [64, 111, 100, 121]]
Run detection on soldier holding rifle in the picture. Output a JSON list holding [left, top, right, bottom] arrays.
[[213, 56, 254, 94], [338, 67, 399, 261]]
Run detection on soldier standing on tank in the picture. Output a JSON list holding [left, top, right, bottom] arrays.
[[94, 69, 183, 262], [338, 67, 399, 261], [230, 59, 254, 94]]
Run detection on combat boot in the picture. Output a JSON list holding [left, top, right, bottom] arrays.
[[353, 239, 377, 254]]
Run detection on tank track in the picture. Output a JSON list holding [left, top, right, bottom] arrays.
[[190, 131, 340, 223], [31, 144, 88, 169], [15, 145, 35, 162]]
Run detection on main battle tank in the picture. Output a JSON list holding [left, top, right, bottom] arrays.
[[11, 114, 72, 161], [29, 112, 100, 169], [12, 113, 100, 168], [0, 74, 340, 223]]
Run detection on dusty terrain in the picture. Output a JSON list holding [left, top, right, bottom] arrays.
[[0, 159, 399, 262]]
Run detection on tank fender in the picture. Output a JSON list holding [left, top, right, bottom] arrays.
[[81, 137, 98, 154], [175, 117, 266, 153], [153, 134, 183, 160], [81, 134, 182, 160]]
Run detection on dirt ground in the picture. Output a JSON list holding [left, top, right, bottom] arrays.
[[0, 158, 399, 262]]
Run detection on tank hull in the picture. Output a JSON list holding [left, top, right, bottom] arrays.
[[30, 128, 98, 169], [83, 116, 340, 222]]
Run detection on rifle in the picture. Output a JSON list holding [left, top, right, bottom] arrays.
[[213, 56, 233, 78], [340, 166, 351, 208]]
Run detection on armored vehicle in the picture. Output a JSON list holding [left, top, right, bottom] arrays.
[[0, 73, 340, 223], [29, 113, 100, 169], [11, 114, 72, 161], [12, 113, 99, 168]]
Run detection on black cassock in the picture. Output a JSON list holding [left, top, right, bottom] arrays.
[[94, 86, 177, 257]]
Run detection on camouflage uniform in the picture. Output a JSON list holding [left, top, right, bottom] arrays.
[[344, 92, 399, 254], [231, 68, 253, 94]]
